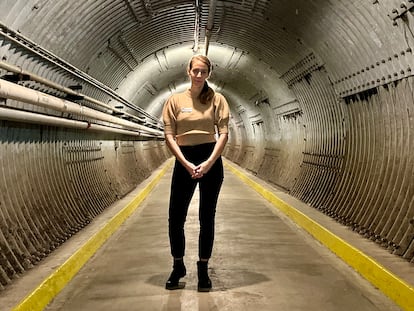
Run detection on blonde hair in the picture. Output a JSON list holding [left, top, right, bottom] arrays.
[[188, 55, 215, 105]]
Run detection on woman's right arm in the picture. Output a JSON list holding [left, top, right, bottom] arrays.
[[165, 133, 198, 178]]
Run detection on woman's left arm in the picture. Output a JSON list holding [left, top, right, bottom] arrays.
[[195, 133, 228, 176]]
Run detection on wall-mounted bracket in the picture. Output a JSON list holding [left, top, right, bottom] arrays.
[[388, 1, 414, 25]]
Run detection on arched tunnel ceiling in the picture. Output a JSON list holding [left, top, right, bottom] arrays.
[[1, 0, 414, 285], [0, 0, 412, 122]]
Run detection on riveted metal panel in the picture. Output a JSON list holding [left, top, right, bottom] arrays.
[[0, 123, 169, 287]]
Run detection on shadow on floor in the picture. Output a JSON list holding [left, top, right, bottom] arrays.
[[146, 268, 270, 292]]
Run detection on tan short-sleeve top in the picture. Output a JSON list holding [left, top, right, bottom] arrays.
[[162, 89, 229, 146]]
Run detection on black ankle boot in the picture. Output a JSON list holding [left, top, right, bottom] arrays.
[[165, 259, 186, 290], [197, 261, 212, 292]]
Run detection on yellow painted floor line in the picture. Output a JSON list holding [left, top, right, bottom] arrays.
[[224, 161, 414, 311], [12, 159, 173, 311], [12, 158, 413, 311]]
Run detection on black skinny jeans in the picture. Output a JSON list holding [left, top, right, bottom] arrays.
[[168, 142, 224, 260]]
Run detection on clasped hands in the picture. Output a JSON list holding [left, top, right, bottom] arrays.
[[188, 161, 211, 179], [191, 165, 204, 179]]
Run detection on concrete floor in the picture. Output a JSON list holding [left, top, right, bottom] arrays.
[[35, 165, 401, 311]]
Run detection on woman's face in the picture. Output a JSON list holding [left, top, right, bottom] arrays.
[[188, 59, 210, 88]]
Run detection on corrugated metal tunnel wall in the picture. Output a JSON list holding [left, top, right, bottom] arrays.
[[0, 0, 413, 290]]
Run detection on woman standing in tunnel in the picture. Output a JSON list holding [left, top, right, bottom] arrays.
[[162, 54, 229, 291]]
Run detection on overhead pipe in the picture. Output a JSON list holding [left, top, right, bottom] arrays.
[[0, 107, 155, 137], [193, 0, 201, 52], [0, 23, 162, 127], [0, 78, 163, 137], [0, 61, 161, 128], [204, 0, 217, 56]]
